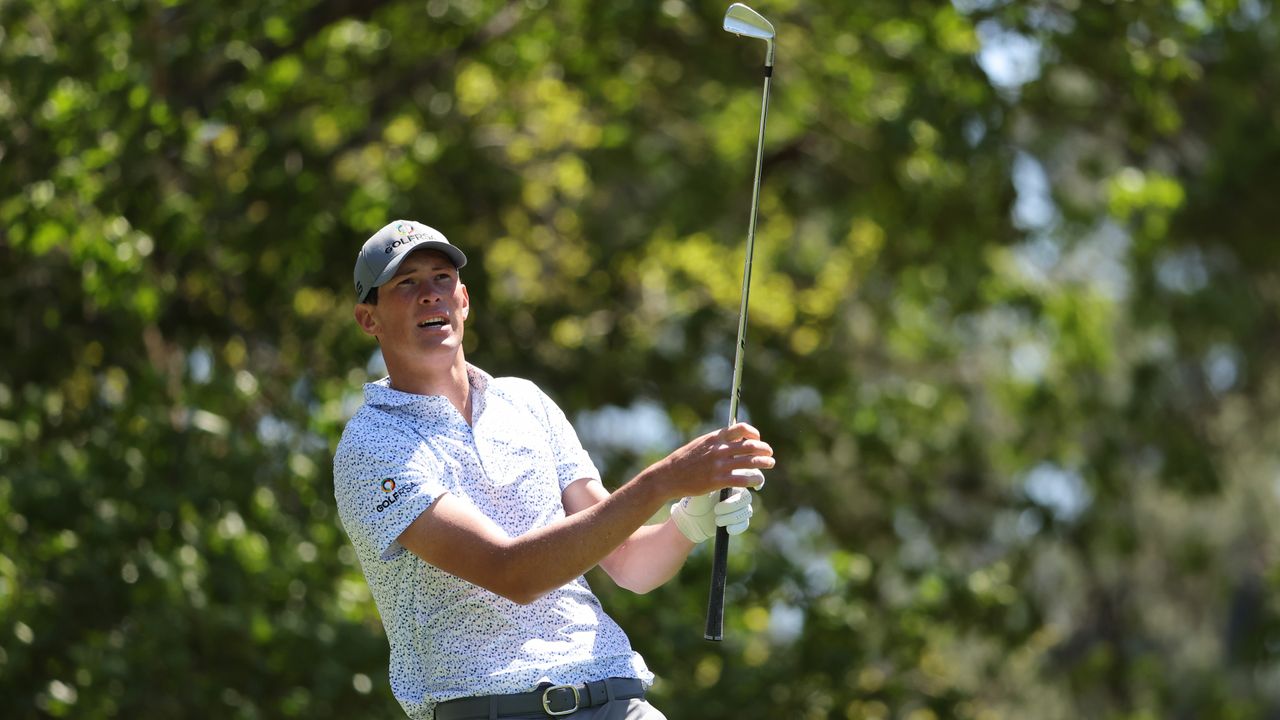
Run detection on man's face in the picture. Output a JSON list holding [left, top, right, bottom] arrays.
[[355, 249, 469, 359]]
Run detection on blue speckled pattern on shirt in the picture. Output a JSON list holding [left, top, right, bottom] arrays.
[[333, 364, 653, 719]]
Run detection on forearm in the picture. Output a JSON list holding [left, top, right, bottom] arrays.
[[599, 518, 695, 594], [495, 475, 668, 602]]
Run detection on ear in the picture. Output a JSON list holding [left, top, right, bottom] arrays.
[[354, 303, 379, 337], [459, 283, 470, 322]]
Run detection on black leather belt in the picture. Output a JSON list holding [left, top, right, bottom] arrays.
[[435, 677, 646, 719]]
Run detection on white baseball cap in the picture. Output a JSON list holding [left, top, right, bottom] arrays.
[[353, 220, 467, 301]]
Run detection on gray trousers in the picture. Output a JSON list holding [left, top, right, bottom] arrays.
[[488, 699, 667, 720]]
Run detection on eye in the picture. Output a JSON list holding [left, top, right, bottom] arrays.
[[398, 277, 416, 286]]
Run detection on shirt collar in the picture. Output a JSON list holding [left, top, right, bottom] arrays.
[[364, 362, 492, 410]]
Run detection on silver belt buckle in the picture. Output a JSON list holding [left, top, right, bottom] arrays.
[[541, 684, 581, 716]]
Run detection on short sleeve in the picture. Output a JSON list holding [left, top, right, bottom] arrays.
[[531, 386, 601, 491], [333, 419, 447, 561]]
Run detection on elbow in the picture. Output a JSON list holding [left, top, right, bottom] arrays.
[[504, 587, 546, 606], [607, 566, 665, 595], [617, 579, 658, 595], [478, 543, 551, 605], [490, 569, 551, 605]]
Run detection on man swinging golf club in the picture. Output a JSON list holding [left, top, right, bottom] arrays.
[[332, 219, 774, 719]]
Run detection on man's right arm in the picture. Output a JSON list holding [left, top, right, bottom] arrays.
[[394, 423, 774, 604]]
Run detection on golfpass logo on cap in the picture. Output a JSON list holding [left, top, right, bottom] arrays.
[[385, 223, 427, 254], [353, 219, 468, 301]]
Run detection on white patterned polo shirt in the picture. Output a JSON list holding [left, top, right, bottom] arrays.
[[333, 363, 653, 719]]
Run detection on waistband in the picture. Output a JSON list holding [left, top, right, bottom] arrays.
[[435, 677, 646, 720]]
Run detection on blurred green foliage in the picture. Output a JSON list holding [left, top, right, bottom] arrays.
[[4, 0, 1280, 717]]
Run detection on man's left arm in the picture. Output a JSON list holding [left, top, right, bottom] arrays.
[[563, 478, 758, 594], [562, 478, 697, 593], [533, 382, 760, 593]]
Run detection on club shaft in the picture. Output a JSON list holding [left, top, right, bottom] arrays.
[[705, 68, 771, 642]]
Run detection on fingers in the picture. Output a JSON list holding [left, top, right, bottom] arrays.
[[718, 422, 761, 442], [720, 442, 774, 471], [711, 427, 768, 461], [659, 424, 775, 500], [715, 487, 754, 535], [715, 487, 751, 514], [725, 438, 772, 455], [730, 468, 766, 491], [706, 435, 773, 487]]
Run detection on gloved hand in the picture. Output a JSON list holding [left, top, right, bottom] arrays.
[[670, 469, 764, 543]]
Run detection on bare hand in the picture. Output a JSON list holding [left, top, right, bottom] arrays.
[[647, 423, 775, 501]]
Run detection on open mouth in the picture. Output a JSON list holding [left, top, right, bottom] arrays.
[[418, 315, 448, 329]]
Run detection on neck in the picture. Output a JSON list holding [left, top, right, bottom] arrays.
[[386, 350, 473, 423]]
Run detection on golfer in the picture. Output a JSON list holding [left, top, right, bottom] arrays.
[[333, 220, 775, 720]]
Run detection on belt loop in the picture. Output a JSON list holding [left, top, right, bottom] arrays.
[[488, 694, 497, 720], [604, 678, 616, 703]]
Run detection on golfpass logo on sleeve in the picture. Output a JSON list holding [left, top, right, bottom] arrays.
[[376, 478, 404, 513]]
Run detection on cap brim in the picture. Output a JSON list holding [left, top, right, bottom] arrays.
[[371, 242, 468, 289]]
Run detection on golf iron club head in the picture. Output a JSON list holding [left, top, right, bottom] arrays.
[[723, 3, 775, 66]]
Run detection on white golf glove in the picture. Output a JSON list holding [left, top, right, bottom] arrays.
[[670, 470, 765, 544]]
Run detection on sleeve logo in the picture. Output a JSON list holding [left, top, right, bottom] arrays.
[[376, 478, 403, 513]]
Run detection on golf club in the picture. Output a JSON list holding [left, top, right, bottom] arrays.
[[706, 1, 775, 643]]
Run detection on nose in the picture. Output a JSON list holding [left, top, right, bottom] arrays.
[[419, 279, 444, 303]]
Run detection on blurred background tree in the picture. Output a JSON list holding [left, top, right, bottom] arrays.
[[3, 0, 1279, 717]]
